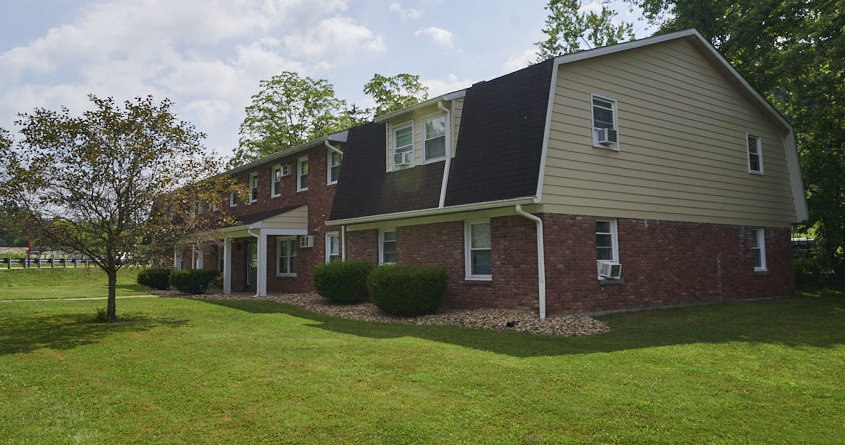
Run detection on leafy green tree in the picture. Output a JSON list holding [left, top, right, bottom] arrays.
[[0, 95, 237, 320], [363, 73, 429, 117], [627, 0, 845, 281], [232, 72, 350, 167], [535, 0, 636, 60]]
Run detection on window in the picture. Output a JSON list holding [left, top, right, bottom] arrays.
[[392, 122, 413, 170], [271, 165, 282, 197], [276, 237, 297, 276], [423, 113, 447, 162], [229, 191, 237, 207], [325, 232, 340, 263], [752, 228, 766, 271], [591, 94, 619, 150], [195, 200, 204, 215], [173, 247, 183, 270], [297, 156, 309, 191], [327, 150, 341, 184], [379, 229, 396, 265], [212, 196, 219, 212], [249, 173, 258, 203], [465, 220, 492, 280], [596, 219, 619, 276], [747, 133, 763, 174]]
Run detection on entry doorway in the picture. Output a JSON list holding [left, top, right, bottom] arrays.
[[244, 240, 257, 292]]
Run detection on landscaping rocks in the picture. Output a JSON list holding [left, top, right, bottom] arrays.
[[156, 290, 610, 337]]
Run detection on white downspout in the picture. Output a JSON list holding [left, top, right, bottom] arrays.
[[515, 204, 546, 319], [437, 100, 452, 208], [325, 140, 342, 155]]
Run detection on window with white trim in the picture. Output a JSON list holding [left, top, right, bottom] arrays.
[[297, 156, 309, 191], [423, 113, 447, 162], [271, 165, 282, 197], [596, 219, 619, 275], [327, 150, 341, 184], [325, 232, 340, 263], [229, 191, 237, 207], [591, 94, 619, 150], [276, 237, 297, 276], [212, 196, 219, 212], [249, 173, 258, 203], [465, 220, 492, 280], [392, 122, 413, 170], [752, 228, 766, 271], [379, 229, 396, 265], [747, 133, 763, 174], [173, 247, 183, 270]]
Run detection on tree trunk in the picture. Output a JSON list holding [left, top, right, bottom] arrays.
[[107, 269, 118, 321]]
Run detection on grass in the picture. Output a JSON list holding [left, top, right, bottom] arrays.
[[0, 267, 149, 300], [0, 289, 843, 443]]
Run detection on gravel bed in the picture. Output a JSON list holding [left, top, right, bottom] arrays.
[[156, 290, 609, 337]]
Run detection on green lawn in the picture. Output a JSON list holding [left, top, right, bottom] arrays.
[[0, 268, 149, 300], [0, 290, 843, 443]]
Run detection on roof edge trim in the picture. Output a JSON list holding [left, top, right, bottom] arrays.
[[327, 196, 537, 226]]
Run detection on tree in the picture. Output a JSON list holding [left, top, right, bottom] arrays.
[[231, 72, 350, 167], [627, 0, 845, 281], [535, 0, 636, 60], [0, 95, 237, 321], [363, 73, 429, 117]]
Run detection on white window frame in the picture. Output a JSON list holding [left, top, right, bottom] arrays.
[[422, 112, 447, 164], [275, 236, 297, 277], [464, 219, 492, 281], [229, 191, 237, 207], [752, 228, 767, 271], [173, 247, 183, 270], [327, 149, 341, 185], [746, 133, 764, 174], [212, 196, 219, 212], [249, 172, 259, 203], [271, 164, 282, 197], [590, 93, 620, 150], [297, 156, 309, 192], [595, 218, 619, 278], [325, 232, 340, 263], [379, 229, 397, 266], [392, 121, 414, 171]]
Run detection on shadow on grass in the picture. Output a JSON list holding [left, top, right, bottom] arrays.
[[199, 290, 845, 358], [0, 313, 189, 355]]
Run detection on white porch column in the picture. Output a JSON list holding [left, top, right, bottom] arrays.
[[197, 244, 204, 269], [256, 231, 268, 297], [223, 238, 232, 295]]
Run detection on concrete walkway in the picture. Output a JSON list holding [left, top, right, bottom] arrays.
[[0, 295, 160, 303]]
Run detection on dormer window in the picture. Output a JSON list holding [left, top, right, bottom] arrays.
[[392, 122, 413, 170], [423, 113, 446, 162], [591, 94, 619, 150]]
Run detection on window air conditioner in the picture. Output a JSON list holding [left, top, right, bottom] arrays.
[[394, 151, 413, 166], [280, 164, 291, 176], [299, 235, 314, 248], [597, 262, 622, 279], [595, 128, 618, 145]]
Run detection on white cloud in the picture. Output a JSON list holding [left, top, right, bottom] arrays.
[[414, 26, 454, 48], [389, 2, 422, 20], [282, 17, 385, 69], [503, 49, 537, 72], [422, 74, 472, 97]]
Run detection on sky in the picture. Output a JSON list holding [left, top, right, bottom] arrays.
[[0, 0, 652, 161]]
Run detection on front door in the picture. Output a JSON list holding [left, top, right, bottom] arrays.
[[244, 240, 257, 291]]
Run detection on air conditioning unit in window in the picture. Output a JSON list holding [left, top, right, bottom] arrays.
[[394, 151, 413, 166], [299, 235, 314, 248], [595, 128, 618, 145], [597, 262, 622, 279], [280, 164, 291, 176]]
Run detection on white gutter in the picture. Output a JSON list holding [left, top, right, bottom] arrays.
[[327, 196, 537, 226], [325, 140, 343, 155], [515, 204, 546, 319], [437, 100, 452, 208]]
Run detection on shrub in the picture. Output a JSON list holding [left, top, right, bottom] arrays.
[[367, 264, 447, 316], [169, 269, 219, 294], [313, 260, 374, 303], [137, 268, 172, 290]]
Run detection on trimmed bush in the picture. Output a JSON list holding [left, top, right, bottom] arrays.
[[169, 269, 219, 294], [137, 268, 172, 290], [367, 264, 447, 316], [313, 260, 374, 303]]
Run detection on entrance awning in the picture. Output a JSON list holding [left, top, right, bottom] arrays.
[[221, 204, 309, 238]]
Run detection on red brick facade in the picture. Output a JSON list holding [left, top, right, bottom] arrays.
[[346, 214, 794, 314]]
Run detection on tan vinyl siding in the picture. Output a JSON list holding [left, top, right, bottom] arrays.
[[542, 38, 796, 227], [261, 205, 308, 229]]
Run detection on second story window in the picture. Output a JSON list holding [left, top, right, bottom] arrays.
[[297, 156, 308, 191], [328, 150, 341, 185], [747, 133, 763, 174], [392, 122, 413, 170], [271, 165, 282, 197], [591, 94, 619, 150], [423, 114, 447, 162], [249, 173, 258, 203]]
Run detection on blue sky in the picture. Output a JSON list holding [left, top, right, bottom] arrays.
[[0, 0, 652, 160]]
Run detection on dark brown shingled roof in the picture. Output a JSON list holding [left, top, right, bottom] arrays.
[[330, 59, 553, 221]]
